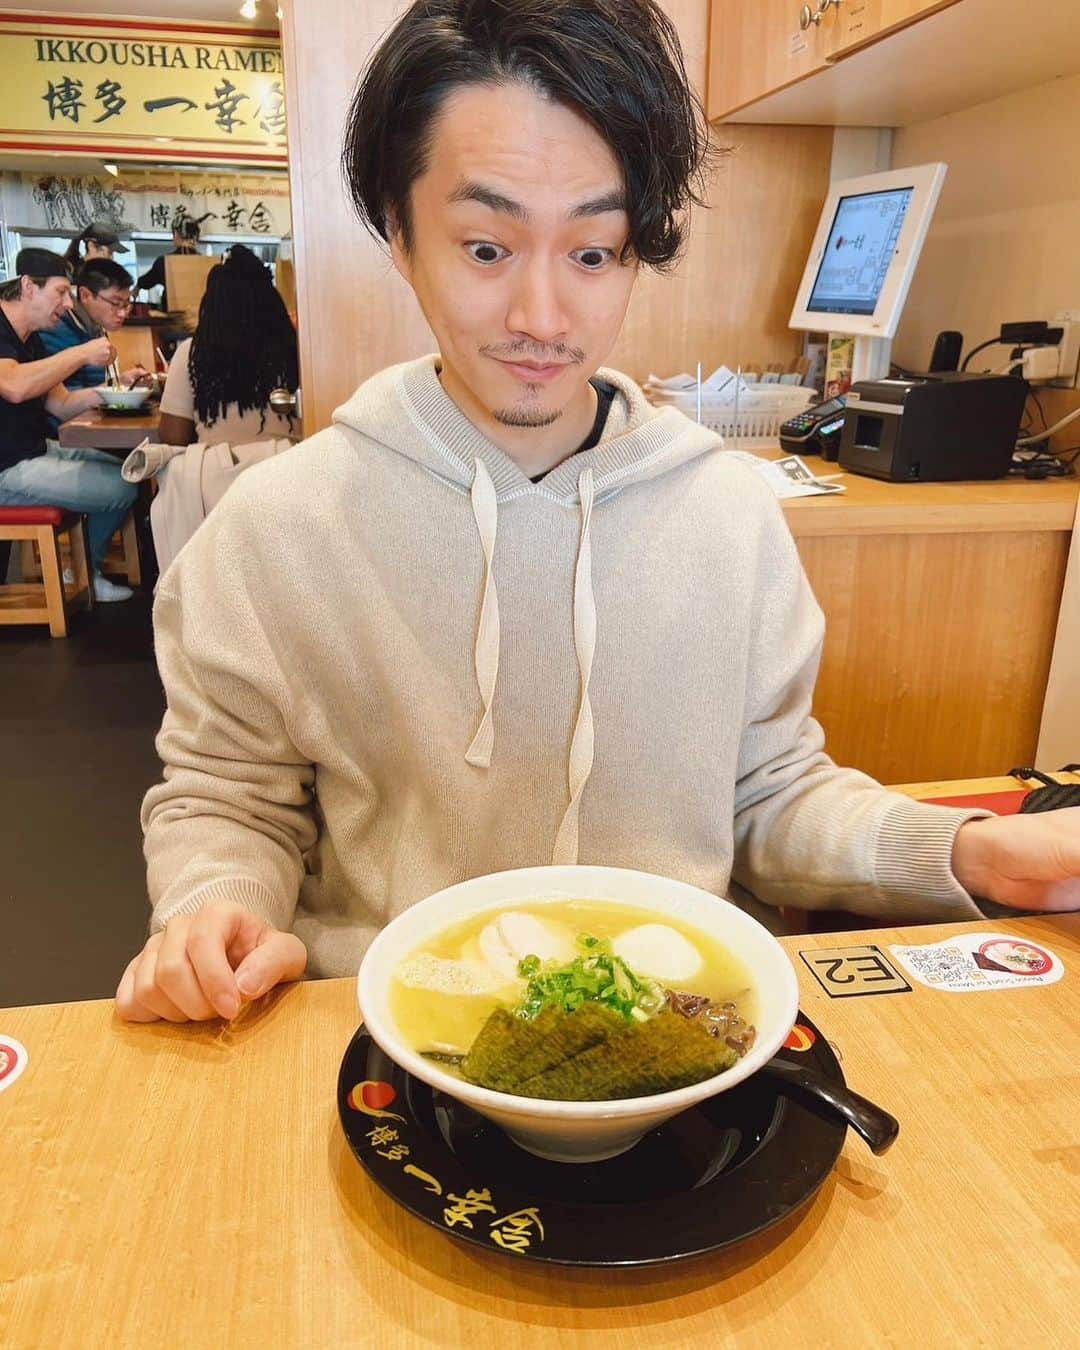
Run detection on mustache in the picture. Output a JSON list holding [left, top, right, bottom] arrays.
[[480, 341, 586, 365]]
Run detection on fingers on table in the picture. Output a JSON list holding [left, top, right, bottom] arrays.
[[154, 920, 221, 1021], [187, 914, 246, 1020], [116, 933, 189, 1023], [233, 930, 307, 1000]]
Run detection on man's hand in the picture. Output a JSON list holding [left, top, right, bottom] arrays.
[[952, 809, 1080, 911], [121, 364, 151, 388], [116, 900, 307, 1023], [83, 335, 116, 370]]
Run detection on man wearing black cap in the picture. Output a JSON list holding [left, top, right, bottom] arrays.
[[0, 248, 138, 602]]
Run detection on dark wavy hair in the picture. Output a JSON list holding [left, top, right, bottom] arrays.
[[342, 0, 713, 270], [188, 244, 298, 431]]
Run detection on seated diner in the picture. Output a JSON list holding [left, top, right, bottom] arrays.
[[38, 257, 149, 431], [157, 243, 300, 447], [2, 4, 1078, 1342], [0, 247, 137, 600], [116, 0, 1079, 1025]]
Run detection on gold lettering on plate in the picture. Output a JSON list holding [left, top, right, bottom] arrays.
[[443, 1188, 497, 1230], [403, 1164, 443, 1196], [489, 1207, 545, 1254]]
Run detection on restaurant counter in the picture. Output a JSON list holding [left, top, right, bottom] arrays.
[[3, 911, 1075, 1347], [759, 445, 1079, 786]]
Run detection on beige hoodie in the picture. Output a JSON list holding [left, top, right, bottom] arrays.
[[142, 355, 984, 978]]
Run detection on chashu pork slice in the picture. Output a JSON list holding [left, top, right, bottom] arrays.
[[478, 911, 576, 981]]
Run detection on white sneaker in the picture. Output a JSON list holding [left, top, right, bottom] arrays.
[[93, 572, 134, 603]]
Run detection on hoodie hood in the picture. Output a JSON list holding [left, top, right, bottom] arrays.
[[330, 354, 724, 866], [332, 353, 721, 504]]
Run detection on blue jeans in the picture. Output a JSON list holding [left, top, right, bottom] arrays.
[[0, 443, 138, 569]]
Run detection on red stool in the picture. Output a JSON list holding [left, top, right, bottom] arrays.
[[0, 507, 93, 637]]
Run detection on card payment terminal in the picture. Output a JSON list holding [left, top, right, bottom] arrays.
[[778, 396, 848, 460]]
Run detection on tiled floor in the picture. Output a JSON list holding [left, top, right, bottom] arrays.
[[0, 592, 164, 1008]]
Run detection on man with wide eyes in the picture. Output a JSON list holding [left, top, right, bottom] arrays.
[[117, 0, 1079, 1026]]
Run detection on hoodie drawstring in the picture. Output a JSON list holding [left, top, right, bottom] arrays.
[[464, 459, 500, 767], [464, 461, 598, 867], [552, 468, 597, 866]]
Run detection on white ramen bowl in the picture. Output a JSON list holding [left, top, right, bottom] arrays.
[[357, 866, 799, 1163], [97, 385, 151, 410]]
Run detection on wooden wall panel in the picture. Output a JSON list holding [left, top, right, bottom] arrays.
[[893, 73, 1080, 449], [281, 1, 429, 437], [798, 530, 1070, 783], [609, 122, 833, 383], [281, 0, 833, 433]]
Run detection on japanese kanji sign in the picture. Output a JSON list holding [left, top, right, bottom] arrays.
[[0, 167, 292, 239], [0, 13, 287, 164]]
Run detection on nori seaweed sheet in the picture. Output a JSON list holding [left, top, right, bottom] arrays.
[[462, 1004, 738, 1100], [460, 1002, 616, 1092]]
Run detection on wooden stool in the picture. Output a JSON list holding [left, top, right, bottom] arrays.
[[19, 508, 141, 587], [0, 507, 93, 637]]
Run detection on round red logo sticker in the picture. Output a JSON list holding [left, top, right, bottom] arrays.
[[347, 1079, 404, 1121], [0, 1037, 28, 1093], [783, 1024, 817, 1052]]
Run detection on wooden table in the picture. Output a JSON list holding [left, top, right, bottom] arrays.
[[3, 914, 1076, 1348], [757, 443, 1080, 785], [892, 773, 1080, 800], [57, 406, 160, 453]]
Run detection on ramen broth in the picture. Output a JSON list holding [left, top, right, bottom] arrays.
[[390, 899, 757, 1068]]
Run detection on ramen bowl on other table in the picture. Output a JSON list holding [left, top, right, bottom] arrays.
[[97, 386, 151, 410], [357, 865, 799, 1163]]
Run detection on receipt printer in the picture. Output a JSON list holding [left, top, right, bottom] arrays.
[[837, 372, 1027, 482]]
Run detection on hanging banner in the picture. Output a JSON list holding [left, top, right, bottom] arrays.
[[0, 12, 286, 165], [0, 169, 292, 239]]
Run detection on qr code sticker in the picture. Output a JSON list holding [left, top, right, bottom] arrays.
[[896, 945, 983, 985], [891, 932, 1064, 993]]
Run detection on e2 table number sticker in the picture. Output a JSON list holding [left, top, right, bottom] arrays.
[[889, 932, 1065, 992], [799, 945, 912, 998], [0, 1037, 28, 1093]]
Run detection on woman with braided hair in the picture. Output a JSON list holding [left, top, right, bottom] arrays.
[[157, 244, 299, 447]]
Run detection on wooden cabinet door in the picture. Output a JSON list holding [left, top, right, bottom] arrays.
[[827, 0, 963, 59], [821, 0, 878, 56], [707, 0, 832, 121]]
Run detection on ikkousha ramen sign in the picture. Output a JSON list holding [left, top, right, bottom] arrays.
[[0, 12, 287, 164]]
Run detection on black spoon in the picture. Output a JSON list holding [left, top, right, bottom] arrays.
[[761, 1057, 900, 1155]]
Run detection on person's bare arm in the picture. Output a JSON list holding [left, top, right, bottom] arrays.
[[158, 411, 197, 445], [45, 382, 105, 423], [0, 345, 100, 403]]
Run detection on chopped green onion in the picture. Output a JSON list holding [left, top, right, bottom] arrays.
[[513, 933, 667, 1025]]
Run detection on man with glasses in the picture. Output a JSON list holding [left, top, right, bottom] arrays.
[[40, 258, 149, 427], [0, 248, 138, 601]]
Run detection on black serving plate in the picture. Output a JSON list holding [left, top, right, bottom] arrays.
[[336, 1012, 846, 1267], [99, 403, 153, 417]]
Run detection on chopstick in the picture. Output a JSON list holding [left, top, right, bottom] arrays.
[[107, 359, 121, 389]]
